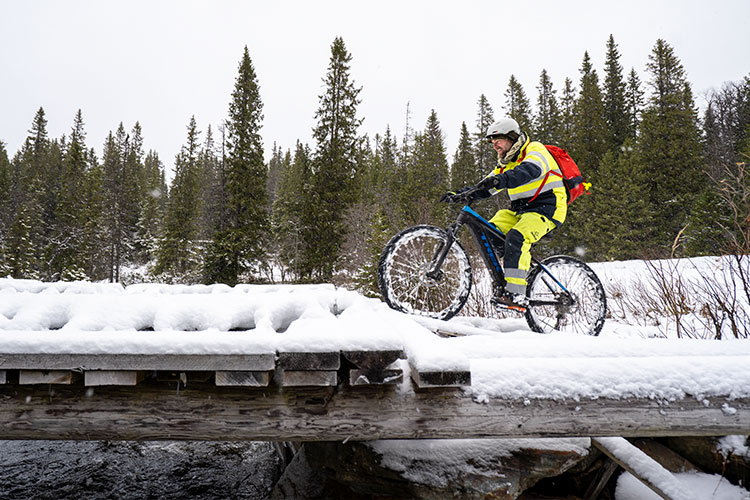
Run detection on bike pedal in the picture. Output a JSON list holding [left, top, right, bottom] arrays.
[[494, 303, 527, 313]]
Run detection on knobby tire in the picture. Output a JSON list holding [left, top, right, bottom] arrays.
[[378, 225, 472, 320], [525, 255, 607, 336]]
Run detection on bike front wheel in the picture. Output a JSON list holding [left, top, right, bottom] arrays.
[[378, 225, 472, 320], [525, 255, 607, 336]]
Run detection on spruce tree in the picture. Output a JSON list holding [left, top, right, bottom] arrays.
[[353, 206, 390, 297], [272, 141, 311, 281], [0, 142, 8, 207], [51, 110, 89, 279], [9, 108, 52, 277], [301, 37, 362, 281], [534, 69, 561, 143], [625, 68, 645, 142], [403, 110, 449, 225], [451, 122, 477, 187], [155, 116, 202, 280], [504, 75, 533, 133], [101, 129, 125, 282], [586, 144, 653, 260], [473, 94, 496, 171], [557, 55, 607, 257], [134, 150, 167, 264], [39, 137, 64, 278], [5, 200, 42, 278], [197, 126, 221, 242], [205, 46, 267, 285], [571, 52, 608, 176], [266, 142, 284, 208], [369, 126, 398, 213], [0, 141, 11, 273], [559, 78, 577, 147], [121, 122, 146, 263], [81, 148, 108, 280], [639, 39, 703, 252], [602, 35, 629, 154]]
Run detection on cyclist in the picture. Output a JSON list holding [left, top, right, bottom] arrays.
[[443, 117, 567, 309]]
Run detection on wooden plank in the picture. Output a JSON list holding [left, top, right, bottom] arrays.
[[410, 363, 471, 388], [215, 371, 271, 387], [84, 371, 147, 386], [0, 353, 275, 371], [0, 370, 5, 384], [349, 369, 402, 386], [342, 350, 403, 370], [583, 459, 618, 500], [18, 370, 78, 385], [592, 437, 691, 500], [276, 352, 340, 371], [279, 370, 337, 387], [1, 382, 747, 442], [631, 439, 701, 473]]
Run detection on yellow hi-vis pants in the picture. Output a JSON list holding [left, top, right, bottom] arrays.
[[488, 210, 558, 295]]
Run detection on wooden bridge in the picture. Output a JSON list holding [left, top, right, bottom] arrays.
[[1, 277, 748, 442], [1, 344, 748, 442], [4, 281, 748, 500]]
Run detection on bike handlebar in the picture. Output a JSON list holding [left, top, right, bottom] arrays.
[[441, 185, 484, 206]]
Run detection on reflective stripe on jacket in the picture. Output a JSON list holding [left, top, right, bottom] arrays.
[[490, 138, 564, 201]]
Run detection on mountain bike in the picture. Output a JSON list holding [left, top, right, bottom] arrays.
[[377, 187, 607, 336]]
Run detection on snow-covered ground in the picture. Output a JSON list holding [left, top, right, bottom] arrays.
[[1, 257, 749, 499]]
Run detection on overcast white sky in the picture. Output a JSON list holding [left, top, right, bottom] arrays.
[[1, 0, 749, 181]]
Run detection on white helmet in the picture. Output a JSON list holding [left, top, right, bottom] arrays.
[[485, 118, 521, 141]]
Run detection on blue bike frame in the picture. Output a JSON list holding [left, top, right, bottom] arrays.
[[427, 204, 570, 300]]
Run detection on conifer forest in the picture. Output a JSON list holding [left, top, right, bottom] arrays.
[[1, 36, 749, 295]]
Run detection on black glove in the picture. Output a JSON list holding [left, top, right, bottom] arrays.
[[439, 186, 472, 203], [439, 191, 459, 203], [477, 174, 506, 191]]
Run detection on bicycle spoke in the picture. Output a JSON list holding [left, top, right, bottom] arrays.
[[379, 226, 472, 320], [525, 256, 607, 336]]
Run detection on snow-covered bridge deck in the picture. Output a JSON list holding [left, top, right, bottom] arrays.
[[1, 278, 749, 441]]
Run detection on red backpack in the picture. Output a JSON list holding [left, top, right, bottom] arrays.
[[528, 145, 591, 205]]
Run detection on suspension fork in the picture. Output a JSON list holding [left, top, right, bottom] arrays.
[[426, 219, 464, 280]]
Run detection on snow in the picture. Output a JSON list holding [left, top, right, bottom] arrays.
[[1, 259, 749, 496], [368, 437, 590, 488], [616, 471, 750, 500], [717, 435, 750, 459], [596, 436, 692, 500], [2, 258, 750, 402]]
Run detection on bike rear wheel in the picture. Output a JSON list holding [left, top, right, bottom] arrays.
[[525, 255, 607, 336], [378, 225, 472, 320]]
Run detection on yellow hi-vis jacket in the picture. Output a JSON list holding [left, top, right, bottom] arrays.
[[488, 137, 568, 224]]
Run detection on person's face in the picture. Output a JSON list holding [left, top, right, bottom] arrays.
[[490, 136, 513, 157]]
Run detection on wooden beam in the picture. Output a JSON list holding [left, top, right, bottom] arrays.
[[1, 381, 747, 442], [215, 371, 272, 387], [349, 369, 402, 386], [278, 370, 337, 387], [592, 437, 691, 500], [84, 370, 147, 386], [0, 353, 275, 371], [583, 459, 618, 500], [631, 439, 701, 473], [410, 362, 471, 388], [276, 352, 340, 371], [342, 350, 403, 370], [18, 370, 79, 385]]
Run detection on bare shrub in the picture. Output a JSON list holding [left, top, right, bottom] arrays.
[[691, 255, 750, 339], [644, 259, 697, 338], [605, 279, 663, 329]]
